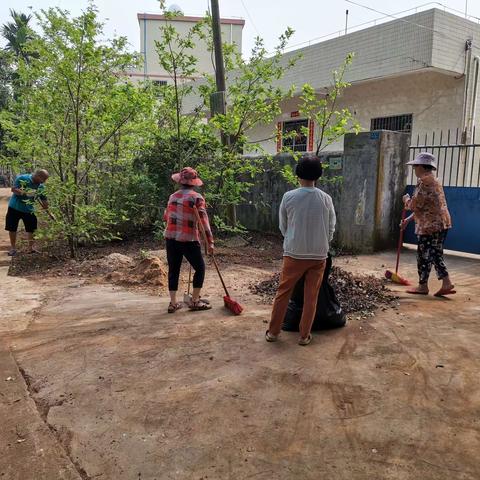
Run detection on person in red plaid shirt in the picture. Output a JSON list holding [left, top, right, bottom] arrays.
[[164, 167, 214, 313]]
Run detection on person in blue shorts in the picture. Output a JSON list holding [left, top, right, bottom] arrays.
[[5, 169, 52, 256]]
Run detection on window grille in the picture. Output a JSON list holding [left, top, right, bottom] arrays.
[[371, 114, 412, 132]]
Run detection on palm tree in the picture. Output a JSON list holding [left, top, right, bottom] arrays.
[[1, 9, 34, 62]]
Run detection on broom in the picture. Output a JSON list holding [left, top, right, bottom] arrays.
[[385, 209, 411, 286], [193, 206, 244, 315], [183, 265, 193, 304], [183, 265, 210, 305]]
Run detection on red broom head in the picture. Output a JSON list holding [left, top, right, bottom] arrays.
[[396, 276, 412, 286], [223, 295, 243, 315]]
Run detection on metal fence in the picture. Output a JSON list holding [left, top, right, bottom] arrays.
[[0, 166, 13, 187], [408, 128, 480, 187]]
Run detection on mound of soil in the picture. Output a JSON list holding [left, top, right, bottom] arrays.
[[249, 266, 398, 315], [105, 256, 167, 287], [81, 253, 135, 274]]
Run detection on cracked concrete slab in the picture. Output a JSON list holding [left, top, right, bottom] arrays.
[[2, 188, 480, 479], [0, 347, 82, 480]]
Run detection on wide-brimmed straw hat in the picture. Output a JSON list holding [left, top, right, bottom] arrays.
[[171, 167, 203, 186], [406, 152, 437, 170]]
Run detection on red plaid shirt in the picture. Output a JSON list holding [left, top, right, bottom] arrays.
[[164, 189, 214, 246]]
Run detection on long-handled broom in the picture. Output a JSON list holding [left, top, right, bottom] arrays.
[[183, 265, 210, 305], [183, 265, 193, 304], [385, 209, 411, 286], [193, 206, 243, 315]]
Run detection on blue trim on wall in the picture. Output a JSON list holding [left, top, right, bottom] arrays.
[[404, 185, 480, 254]]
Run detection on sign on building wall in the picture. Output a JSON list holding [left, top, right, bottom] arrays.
[[308, 120, 315, 152]]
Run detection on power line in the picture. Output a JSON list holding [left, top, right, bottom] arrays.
[[282, 1, 478, 54], [345, 0, 469, 39], [239, 0, 260, 36]]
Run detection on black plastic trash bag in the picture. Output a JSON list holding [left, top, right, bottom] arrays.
[[282, 253, 347, 332]]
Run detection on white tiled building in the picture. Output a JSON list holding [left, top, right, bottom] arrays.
[[247, 8, 480, 155], [126, 11, 244, 85]]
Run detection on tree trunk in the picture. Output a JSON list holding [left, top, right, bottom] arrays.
[[68, 235, 76, 259]]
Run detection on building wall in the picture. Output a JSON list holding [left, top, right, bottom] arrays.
[[272, 9, 435, 92], [137, 15, 243, 81], [182, 8, 480, 116], [431, 9, 480, 74], [248, 69, 466, 154], [273, 9, 480, 93]]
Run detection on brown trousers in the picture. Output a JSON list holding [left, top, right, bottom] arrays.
[[269, 256, 326, 339]]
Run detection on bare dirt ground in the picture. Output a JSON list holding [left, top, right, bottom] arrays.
[[1, 187, 480, 480]]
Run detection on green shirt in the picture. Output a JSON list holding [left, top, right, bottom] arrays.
[[8, 174, 46, 214]]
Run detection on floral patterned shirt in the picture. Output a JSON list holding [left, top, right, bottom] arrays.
[[410, 174, 451, 236]]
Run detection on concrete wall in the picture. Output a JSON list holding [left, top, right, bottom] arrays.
[[237, 131, 409, 253], [136, 14, 243, 82], [375, 132, 410, 249], [237, 153, 343, 234], [337, 131, 408, 252]]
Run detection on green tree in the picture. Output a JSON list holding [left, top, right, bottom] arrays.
[[1, 6, 157, 257], [281, 53, 361, 185], [137, 8, 221, 214], [154, 10, 208, 167], [1, 9, 36, 63], [299, 53, 361, 155], [195, 26, 299, 226], [0, 52, 12, 108], [138, 10, 299, 229]]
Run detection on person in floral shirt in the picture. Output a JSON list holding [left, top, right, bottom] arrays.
[[401, 152, 455, 297]]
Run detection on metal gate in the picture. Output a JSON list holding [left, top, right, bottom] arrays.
[[404, 129, 480, 254]]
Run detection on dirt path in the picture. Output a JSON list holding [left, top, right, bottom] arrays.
[[1, 187, 480, 479]]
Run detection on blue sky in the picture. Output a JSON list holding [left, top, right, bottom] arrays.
[[1, 0, 480, 56]]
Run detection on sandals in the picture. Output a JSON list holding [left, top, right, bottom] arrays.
[[298, 334, 312, 346], [265, 331, 312, 345], [406, 285, 457, 297], [434, 285, 456, 297], [406, 288, 429, 295], [265, 330, 278, 342], [188, 300, 212, 311], [168, 302, 183, 314]]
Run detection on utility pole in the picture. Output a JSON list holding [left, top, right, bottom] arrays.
[[210, 0, 236, 225], [211, 0, 227, 111], [345, 9, 349, 35]]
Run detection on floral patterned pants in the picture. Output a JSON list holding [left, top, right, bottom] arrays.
[[417, 230, 449, 285]]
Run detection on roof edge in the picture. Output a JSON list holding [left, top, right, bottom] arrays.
[[137, 13, 245, 26]]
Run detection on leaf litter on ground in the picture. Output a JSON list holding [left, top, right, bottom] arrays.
[[249, 266, 399, 316]]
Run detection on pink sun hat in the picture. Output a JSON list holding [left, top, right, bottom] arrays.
[[171, 167, 203, 186]]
